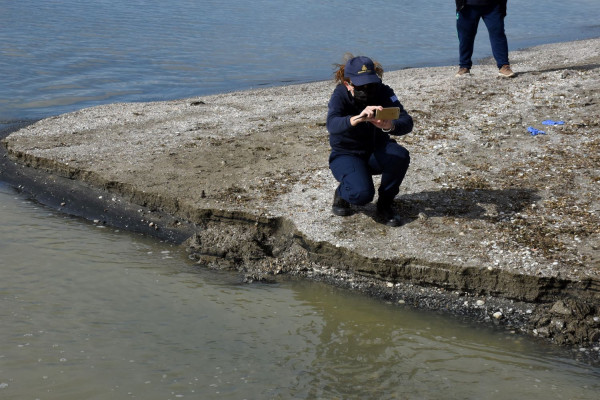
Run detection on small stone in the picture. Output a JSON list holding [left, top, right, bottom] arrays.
[[560, 70, 574, 79], [493, 311, 503, 319], [553, 319, 565, 329], [476, 300, 485, 306], [550, 300, 572, 316]]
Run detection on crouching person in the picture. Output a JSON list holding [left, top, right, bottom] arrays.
[[326, 55, 413, 227]]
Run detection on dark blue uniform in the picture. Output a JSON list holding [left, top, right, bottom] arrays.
[[326, 83, 413, 206], [456, 0, 509, 69]]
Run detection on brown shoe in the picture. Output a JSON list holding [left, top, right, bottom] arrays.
[[498, 64, 515, 78], [455, 67, 470, 77]]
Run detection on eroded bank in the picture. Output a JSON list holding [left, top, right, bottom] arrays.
[[2, 39, 599, 353]]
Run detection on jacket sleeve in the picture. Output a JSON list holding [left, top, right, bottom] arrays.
[[381, 86, 413, 136], [455, 0, 465, 12], [456, 0, 505, 15], [327, 84, 413, 137], [501, 0, 507, 17], [326, 87, 353, 135], [391, 108, 413, 136]]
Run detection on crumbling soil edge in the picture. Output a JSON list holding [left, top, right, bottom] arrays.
[[1, 126, 598, 363]]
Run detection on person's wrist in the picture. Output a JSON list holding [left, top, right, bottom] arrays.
[[382, 122, 394, 132], [352, 115, 364, 125]]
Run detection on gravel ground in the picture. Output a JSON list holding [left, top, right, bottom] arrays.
[[2, 38, 599, 357]]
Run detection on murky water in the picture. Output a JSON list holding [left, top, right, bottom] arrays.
[[1, 182, 599, 399]]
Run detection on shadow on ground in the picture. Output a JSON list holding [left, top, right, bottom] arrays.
[[396, 187, 540, 223]]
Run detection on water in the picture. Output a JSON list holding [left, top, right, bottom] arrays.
[[1, 183, 599, 399], [1, 1, 599, 124], [2, 1, 600, 397]]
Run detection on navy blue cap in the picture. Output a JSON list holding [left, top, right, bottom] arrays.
[[344, 56, 381, 86]]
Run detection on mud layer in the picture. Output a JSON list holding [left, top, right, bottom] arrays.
[[2, 39, 599, 357]]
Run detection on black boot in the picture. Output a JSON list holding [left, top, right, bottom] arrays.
[[376, 199, 402, 227], [332, 186, 353, 216]]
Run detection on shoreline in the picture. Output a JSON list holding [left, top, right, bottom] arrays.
[[2, 38, 599, 360], [3, 34, 599, 129]]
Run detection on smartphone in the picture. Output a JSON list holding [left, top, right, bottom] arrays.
[[375, 107, 400, 120]]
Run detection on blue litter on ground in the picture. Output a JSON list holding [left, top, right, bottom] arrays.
[[528, 126, 546, 136], [542, 120, 565, 125]]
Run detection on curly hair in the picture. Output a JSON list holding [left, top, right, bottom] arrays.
[[333, 52, 384, 85]]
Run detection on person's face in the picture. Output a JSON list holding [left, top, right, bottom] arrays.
[[344, 81, 378, 105]]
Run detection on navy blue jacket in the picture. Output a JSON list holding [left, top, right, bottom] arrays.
[[326, 83, 412, 159]]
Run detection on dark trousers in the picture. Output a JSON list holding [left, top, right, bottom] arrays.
[[457, 4, 509, 69], [330, 141, 410, 206]]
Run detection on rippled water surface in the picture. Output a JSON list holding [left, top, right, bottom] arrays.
[[1, 183, 599, 399], [1, 0, 600, 123]]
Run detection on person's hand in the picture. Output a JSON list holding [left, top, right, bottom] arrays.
[[370, 118, 394, 131], [360, 105, 381, 120], [350, 106, 382, 126]]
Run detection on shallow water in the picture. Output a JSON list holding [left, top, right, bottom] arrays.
[[1, 183, 599, 399]]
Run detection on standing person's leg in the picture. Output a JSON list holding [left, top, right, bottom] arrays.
[[482, 4, 510, 69], [456, 6, 482, 70], [329, 154, 375, 210]]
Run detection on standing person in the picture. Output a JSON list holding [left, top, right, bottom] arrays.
[[326, 55, 413, 227], [455, 0, 515, 77]]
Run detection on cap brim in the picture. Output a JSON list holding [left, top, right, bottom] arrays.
[[350, 74, 381, 86]]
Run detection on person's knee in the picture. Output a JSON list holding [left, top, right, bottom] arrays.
[[484, 13, 505, 34], [401, 149, 411, 166], [347, 187, 375, 206], [391, 147, 410, 168], [486, 24, 505, 37], [457, 26, 476, 41]]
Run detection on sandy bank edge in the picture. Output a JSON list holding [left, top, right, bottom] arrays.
[[2, 38, 599, 360]]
